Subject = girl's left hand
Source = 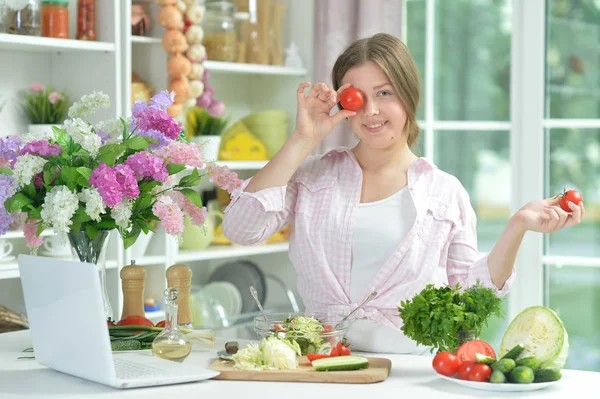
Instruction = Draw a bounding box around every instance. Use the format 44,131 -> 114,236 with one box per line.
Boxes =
515,196 -> 585,234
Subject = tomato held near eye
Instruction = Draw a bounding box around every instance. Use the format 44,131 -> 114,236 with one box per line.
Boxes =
340,88 -> 364,111
432,351 -> 460,376
559,189 -> 583,212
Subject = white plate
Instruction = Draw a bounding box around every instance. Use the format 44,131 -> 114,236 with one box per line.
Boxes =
204,281 -> 242,318
0,256 -> 16,263
438,374 -> 561,392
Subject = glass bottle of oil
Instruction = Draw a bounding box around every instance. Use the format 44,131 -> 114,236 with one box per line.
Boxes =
151,288 -> 191,362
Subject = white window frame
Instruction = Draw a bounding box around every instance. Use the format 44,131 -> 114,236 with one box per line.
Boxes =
412,0 -> 600,322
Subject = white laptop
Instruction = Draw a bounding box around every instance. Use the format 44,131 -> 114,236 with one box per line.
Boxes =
17,254 -> 219,389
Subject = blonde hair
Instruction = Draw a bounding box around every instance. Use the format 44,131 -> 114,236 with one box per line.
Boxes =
331,33 -> 421,147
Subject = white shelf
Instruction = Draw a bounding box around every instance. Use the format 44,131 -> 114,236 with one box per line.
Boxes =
0,33 -> 115,53
134,255 -> 167,266
204,60 -> 306,76
145,310 -> 165,322
216,160 -> 268,170
3,230 -> 57,239
0,259 -> 118,280
176,242 -> 289,263
130,36 -> 161,45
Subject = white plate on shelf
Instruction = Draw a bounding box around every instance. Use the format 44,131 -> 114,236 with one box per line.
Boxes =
0,256 -> 16,263
438,374 -> 561,392
204,281 -> 243,318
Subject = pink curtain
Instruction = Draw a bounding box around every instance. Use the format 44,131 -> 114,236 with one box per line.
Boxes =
312,0 -> 405,154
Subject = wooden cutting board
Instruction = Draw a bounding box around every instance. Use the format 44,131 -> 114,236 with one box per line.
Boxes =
209,356 -> 392,384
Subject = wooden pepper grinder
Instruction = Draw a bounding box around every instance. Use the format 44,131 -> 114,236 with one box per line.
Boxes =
166,264 -> 193,328
120,260 -> 147,319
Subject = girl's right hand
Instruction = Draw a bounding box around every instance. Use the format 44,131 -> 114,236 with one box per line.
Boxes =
293,82 -> 357,145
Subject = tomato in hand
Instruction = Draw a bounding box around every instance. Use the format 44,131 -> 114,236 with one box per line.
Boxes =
155,320 -> 166,328
455,340 -> 496,364
340,88 -> 364,111
468,363 -> 493,382
116,315 -> 154,327
432,351 -> 460,377
559,189 -> 583,212
457,361 -> 476,380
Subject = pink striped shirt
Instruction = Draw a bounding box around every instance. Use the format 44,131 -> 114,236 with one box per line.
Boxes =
222,148 -> 515,329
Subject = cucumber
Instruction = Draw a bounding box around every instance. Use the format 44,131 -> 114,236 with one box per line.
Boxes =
502,343 -> 525,360
490,370 -> 507,383
492,358 -> 516,374
516,356 -> 540,371
509,366 -> 534,384
312,356 -> 369,371
111,339 -> 142,351
534,368 -> 562,383
475,353 -> 496,365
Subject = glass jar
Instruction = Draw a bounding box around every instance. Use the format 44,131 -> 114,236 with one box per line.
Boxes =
41,0 -> 68,39
233,11 -> 249,63
202,0 -> 236,62
76,0 -> 95,41
4,0 -> 41,36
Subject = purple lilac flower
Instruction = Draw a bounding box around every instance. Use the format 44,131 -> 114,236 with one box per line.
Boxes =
20,140 -> 62,157
89,163 -> 123,208
0,206 -> 13,235
97,130 -> 111,144
0,136 -> 21,161
136,129 -> 172,150
113,164 -> 139,200
124,152 -> 168,182
149,90 -> 174,111
0,174 -> 17,204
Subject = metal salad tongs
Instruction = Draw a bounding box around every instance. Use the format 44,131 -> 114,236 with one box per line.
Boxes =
334,290 -> 378,329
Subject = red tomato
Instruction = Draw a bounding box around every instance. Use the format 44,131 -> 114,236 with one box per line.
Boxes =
559,189 -> 583,212
107,319 -> 115,326
468,363 -> 493,382
340,88 -> 364,111
336,340 -> 351,356
116,315 -> 154,327
457,361 -> 476,380
455,340 -> 496,364
432,351 -> 460,377
307,354 -> 330,363
155,320 -> 166,328
323,325 -> 334,333
329,345 -> 339,357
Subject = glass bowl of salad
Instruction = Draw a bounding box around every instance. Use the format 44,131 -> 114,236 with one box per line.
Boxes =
253,312 -> 349,356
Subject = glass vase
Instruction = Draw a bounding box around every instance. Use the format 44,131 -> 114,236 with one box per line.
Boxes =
457,330 -> 479,346
67,230 -> 113,321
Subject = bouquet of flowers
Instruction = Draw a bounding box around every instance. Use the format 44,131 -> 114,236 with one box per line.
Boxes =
24,83 -> 70,125
0,90 -> 242,253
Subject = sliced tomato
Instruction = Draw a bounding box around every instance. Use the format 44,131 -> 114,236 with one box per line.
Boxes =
307,354 -> 330,363
455,340 -> 496,364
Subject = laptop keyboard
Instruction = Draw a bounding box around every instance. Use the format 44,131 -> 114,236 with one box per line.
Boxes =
114,357 -> 170,380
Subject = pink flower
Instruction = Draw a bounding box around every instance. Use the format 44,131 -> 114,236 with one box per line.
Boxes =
196,92 -> 212,108
21,140 -> 62,157
114,164 -> 139,200
89,163 -> 123,208
152,195 -> 185,235
23,219 -> 43,249
207,99 -> 225,117
29,83 -> 45,93
132,105 -> 182,140
154,142 -> 204,168
124,152 -> 168,182
174,191 -> 207,226
205,164 -> 242,194
48,91 -> 63,105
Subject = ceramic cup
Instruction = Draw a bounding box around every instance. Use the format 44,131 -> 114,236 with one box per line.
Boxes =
43,235 -> 71,256
0,240 -> 13,260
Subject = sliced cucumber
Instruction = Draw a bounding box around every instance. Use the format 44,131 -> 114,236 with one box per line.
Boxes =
312,356 -> 369,371
475,353 -> 496,365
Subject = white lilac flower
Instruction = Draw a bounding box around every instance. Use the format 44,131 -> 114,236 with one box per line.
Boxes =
95,117 -> 131,143
68,91 -> 110,119
21,129 -> 51,144
63,118 -> 102,156
13,154 -> 47,187
41,186 -> 79,240
78,187 -> 106,222
111,201 -> 133,230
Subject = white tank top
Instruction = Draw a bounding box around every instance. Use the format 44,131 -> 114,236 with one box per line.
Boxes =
347,186 -> 426,354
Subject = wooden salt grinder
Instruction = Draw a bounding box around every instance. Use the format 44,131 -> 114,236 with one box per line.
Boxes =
166,264 -> 193,326
120,260 -> 147,318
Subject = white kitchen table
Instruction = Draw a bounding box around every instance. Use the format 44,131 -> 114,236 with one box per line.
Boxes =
0,330 -> 596,398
